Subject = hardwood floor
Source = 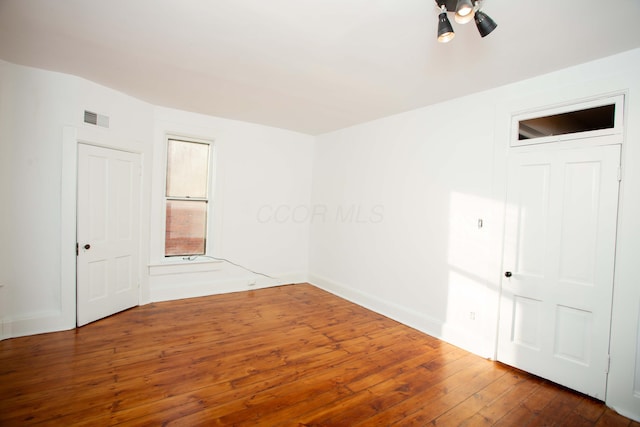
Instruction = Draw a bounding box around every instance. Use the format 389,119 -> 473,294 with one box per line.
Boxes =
1,283 -> 637,426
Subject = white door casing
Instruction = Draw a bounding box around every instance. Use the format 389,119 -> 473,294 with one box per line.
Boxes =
497,143 -> 621,400
77,143 -> 141,326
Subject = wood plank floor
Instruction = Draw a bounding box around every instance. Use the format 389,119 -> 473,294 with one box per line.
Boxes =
1,283 -> 638,426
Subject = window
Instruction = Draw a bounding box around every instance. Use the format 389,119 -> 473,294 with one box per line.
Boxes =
164,137 -> 211,257
511,95 -> 624,147
518,104 -> 615,140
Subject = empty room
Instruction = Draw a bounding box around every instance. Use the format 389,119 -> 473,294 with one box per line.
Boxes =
1,0 -> 640,425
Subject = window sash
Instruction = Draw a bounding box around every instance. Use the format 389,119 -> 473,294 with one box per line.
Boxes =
165,199 -> 208,256
166,139 -> 209,198
164,137 -> 211,257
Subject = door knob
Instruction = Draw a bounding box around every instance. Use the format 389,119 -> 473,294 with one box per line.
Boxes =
84,244 -> 91,250
504,271 -> 512,278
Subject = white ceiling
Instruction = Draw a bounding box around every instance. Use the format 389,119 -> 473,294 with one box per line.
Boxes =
1,0 -> 640,135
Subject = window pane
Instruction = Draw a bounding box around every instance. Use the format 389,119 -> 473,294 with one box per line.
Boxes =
166,139 -> 209,198
518,104 -> 615,140
165,200 -> 207,256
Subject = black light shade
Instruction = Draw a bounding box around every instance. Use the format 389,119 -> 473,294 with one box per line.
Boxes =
474,10 -> 497,37
437,12 -> 455,43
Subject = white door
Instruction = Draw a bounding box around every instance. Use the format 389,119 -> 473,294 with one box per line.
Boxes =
77,143 -> 141,326
497,144 -> 620,400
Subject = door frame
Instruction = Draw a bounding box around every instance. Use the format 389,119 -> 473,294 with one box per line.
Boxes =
61,127 -> 145,328
494,93 -> 627,398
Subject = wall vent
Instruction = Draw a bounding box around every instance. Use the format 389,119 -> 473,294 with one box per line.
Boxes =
83,110 -> 110,128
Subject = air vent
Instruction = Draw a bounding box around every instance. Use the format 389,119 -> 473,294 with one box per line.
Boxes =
83,110 -> 110,128
84,110 -> 97,125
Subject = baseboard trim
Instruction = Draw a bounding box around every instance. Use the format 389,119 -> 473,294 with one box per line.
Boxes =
308,273 -> 493,358
309,273 -> 444,338
149,271 -> 308,302
7,310 -> 75,339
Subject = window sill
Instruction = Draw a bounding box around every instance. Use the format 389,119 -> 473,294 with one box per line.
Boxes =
148,259 -> 223,276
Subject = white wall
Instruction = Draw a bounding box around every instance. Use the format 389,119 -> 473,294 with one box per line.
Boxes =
309,93 -> 498,356
0,60 -> 314,337
309,48 -> 640,421
0,61 -> 76,337
147,107 -> 314,301
0,60 -> 154,338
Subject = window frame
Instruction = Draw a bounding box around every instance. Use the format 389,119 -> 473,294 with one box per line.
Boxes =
163,134 -> 215,258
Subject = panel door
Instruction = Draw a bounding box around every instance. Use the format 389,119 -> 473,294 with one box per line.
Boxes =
77,143 -> 141,326
497,144 -> 620,400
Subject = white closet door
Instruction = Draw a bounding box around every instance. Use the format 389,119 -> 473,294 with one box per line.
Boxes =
77,143 -> 141,326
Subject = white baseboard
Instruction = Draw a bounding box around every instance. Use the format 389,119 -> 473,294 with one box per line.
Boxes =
309,273 -> 443,336
3,272 -> 308,340
149,271 -> 307,303
7,310 -> 75,339
308,273 -> 493,359
1,316 -> 10,341
3,273 -> 492,360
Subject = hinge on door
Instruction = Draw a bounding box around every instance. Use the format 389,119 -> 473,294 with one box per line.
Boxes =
76,242 -> 79,256
605,354 -> 611,374
617,166 -> 622,182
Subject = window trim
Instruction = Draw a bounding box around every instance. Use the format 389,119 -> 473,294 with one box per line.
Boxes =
163,134 -> 215,259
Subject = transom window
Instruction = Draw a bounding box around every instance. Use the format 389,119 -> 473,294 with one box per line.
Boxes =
164,137 -> 211,257
511,95 -> 624,147
518,104 -> 615,141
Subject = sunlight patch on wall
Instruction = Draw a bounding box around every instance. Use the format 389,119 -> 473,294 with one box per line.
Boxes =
445,191 -> 501,356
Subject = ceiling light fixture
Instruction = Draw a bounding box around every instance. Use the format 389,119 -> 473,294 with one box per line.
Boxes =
437,5 -> 456,43
455,0 -> 474,18
435,0 -> 497,43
